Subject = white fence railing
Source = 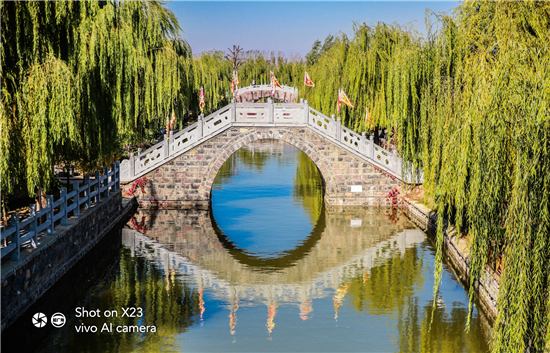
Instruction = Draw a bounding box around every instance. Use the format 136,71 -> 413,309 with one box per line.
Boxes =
234,84 -> 298,97
1,161 -> 121,261
119,99 -> 423,184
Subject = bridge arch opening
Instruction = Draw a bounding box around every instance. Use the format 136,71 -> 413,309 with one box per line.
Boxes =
210,139 -> 326,262
204,130 -> 333,208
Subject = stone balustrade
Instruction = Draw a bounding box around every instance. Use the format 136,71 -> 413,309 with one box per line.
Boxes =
120,99 -> 422,185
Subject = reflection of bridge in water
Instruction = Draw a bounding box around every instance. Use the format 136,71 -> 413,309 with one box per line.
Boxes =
122,207 -> 425,328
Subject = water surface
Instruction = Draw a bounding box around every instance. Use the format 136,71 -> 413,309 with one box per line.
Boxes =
4,139 -> 491,353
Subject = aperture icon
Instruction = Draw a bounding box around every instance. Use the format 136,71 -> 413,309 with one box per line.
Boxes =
32,312 -> 47,328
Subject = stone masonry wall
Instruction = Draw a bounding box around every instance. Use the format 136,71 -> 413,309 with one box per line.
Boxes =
122,127 -> 400,208
404,198 -> 498,322
1,192 -> 134,331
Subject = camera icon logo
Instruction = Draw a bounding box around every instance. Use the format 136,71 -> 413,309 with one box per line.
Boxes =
32,312 -> 47,328
51,313 -> 66,328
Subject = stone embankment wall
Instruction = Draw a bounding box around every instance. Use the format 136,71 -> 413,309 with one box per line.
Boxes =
122,127 -> 399,208
404,198 -> 499,321
1,193 -> 137,331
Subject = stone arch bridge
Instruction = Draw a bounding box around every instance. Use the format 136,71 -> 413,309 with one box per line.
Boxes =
120,87 -> 421,208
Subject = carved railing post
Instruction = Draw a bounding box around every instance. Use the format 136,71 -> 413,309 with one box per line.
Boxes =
47,195 -> 55,234
84,175 -> 91,209
60,187 -> 68,226
268,98 -> 274,123
369,134 -> 375,159
336,116 -> 342,141
129,153 -> 135,178
95,170 -> 101,203
115,160 -> 120,190
137,148 -> 142,174
361,132 -> 367,155
73,180 -> 80,216
103,167 -> 110,198
231,98 -> 236,122
198,114 -> 204,138
11,214 -> 20,261
29,204 -> 37,247
164,134 -> 169,159
110,163 -> 116,193
303,100 -> 309,124
169,130 -> 174,155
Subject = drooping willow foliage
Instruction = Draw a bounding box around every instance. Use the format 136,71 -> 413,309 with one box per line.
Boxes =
191,51 -> 232,116
304,1 -> 550,351
1,1 -> 193,196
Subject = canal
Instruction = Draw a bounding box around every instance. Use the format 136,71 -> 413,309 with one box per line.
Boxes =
3,140 -> 491,352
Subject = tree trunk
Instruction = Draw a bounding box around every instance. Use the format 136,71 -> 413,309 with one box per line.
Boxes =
35,187 -> 47,211
1,192 -> 7,225
374,127 -> 381,146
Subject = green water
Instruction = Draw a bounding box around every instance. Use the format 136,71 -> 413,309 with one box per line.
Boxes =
4,139 -> 491,353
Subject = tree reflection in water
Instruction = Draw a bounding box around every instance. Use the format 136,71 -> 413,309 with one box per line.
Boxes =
345,243 -> 490,353
35,246 -> 202,353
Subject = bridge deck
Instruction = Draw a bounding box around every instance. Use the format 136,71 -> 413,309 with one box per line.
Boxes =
120,99 -> 422,184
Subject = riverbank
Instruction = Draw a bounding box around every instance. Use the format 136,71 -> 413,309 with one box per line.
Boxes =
403,197 -> 499,322
1,194 -> 138,331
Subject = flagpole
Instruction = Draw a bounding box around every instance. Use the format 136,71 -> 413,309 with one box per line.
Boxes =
303,70 -> 306,101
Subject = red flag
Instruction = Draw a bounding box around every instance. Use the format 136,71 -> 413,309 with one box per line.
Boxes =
337,88 -> 354,113
169,109 -> 176,130
199,86 -> 205,113
366,107 -> 374,130
304,72 -> 314,87
166,115 -> 170,140
270,71 -> 281,96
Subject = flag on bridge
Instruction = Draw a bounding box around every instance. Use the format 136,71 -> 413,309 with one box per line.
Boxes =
199,86 -> 205,113
304,72 -> 315,87
166,115 -> 170,140
270,71 -> 281,97
231,71 -> 239,95
337,88 -> 354,113
169,109 -> 176,130
234,71 -> 240,93
365,107 -> 374,130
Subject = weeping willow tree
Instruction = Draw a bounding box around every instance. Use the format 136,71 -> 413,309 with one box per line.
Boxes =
425,3 -> 550,352
0,1 -> 192,199
191,50 -> 232,116
303,22 -> 423,163
305,1 -> 550,351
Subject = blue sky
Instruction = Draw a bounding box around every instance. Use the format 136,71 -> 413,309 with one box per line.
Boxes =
167,1 -> 460,58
